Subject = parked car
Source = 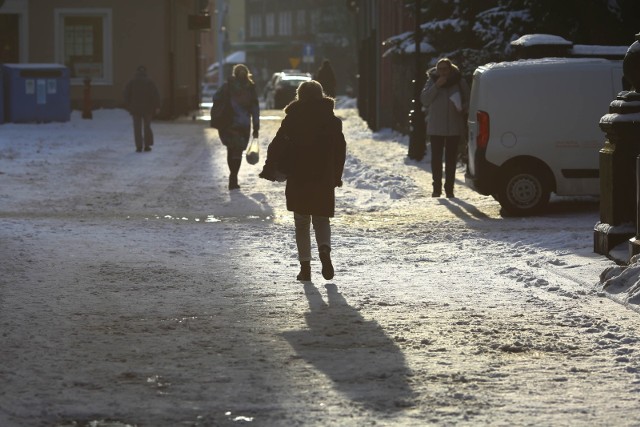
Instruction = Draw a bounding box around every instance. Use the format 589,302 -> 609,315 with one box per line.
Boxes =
262,72 -> 282,105
264,70 -> 312,109
465,57 -> 623,215
201,82 -> 218,103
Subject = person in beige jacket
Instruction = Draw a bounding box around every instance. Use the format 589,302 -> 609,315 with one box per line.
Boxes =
421,58 -> 470,198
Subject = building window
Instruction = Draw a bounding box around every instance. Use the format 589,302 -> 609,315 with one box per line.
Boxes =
278,11 -> 292,36
265,13 -> 275,37
310,10 -> 320,34
55,9 -> 112,85
295,10 -> 306,35
249,14 -> 262,37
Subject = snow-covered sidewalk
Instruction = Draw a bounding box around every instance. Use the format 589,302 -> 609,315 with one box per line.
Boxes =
1,108 -> 640,426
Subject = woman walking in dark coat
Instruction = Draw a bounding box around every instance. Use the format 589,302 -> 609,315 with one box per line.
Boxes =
314,59 -> 337,98
260,80 -> 346,281
213,64 -> 260,190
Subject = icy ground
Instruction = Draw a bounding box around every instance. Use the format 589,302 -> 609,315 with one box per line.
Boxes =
1,107 -> 640,426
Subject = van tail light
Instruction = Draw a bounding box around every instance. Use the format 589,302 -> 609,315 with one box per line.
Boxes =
477,110 -> 490,149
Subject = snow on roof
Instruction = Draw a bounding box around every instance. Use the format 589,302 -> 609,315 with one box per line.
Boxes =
510,34 -> 628,57
510,34 -> 572,47
279,74 -> 311,81
477,56 -> 617,73
572,44 -> 628,57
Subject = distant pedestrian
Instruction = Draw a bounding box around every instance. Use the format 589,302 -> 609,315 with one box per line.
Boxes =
421,58 -> 470,198
259,80 -> 346,281
123,65 -> 160,153
213,64 -> 260,190
314,59 -> 337,98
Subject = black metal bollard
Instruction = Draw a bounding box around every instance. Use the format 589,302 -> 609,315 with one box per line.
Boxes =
408,80 -> 426,160
594,33 -> 640,260
407,0 -> 425,161
82,77 -> 93,119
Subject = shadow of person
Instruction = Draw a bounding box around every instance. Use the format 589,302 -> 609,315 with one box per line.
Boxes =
282,283 -> 416,413
438,197 -> 491,221
224,190 -> 274,219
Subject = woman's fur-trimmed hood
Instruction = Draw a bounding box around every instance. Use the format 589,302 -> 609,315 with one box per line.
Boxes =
284,96 -> 335,116
427,64 -> 462,87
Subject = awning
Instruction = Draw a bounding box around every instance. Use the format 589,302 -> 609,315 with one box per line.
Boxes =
206,51 -> 246,75
230,41 -> 296,52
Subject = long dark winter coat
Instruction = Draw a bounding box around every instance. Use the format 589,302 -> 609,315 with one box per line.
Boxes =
123,69 -> 160,115
214,77 -> 260,151
260,97 -> 346,217
315,61 -> 337,98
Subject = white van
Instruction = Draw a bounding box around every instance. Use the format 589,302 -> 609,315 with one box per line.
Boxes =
465,57 -> 623,215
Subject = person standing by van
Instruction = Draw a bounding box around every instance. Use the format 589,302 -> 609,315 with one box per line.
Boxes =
421,58 -> 470,198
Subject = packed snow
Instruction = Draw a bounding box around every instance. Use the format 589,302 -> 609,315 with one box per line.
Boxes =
1,105 -> 640,426
510,33 -> 573,46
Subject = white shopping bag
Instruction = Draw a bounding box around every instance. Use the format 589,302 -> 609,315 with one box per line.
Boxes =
246,138 -> 260,165
449,91 -> 462,112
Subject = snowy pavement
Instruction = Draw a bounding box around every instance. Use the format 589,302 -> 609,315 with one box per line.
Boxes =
1,107 -> 640,426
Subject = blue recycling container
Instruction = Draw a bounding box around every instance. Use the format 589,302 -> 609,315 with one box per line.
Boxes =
2,64 -> 70,123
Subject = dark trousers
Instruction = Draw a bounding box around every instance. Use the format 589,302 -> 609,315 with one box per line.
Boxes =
430,135 -> 459,194
227,148 -> 243,185
132,113 -> 153,149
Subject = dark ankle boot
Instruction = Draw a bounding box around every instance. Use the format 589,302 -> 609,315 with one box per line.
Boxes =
297,261 -> 311,281
445,183 -> 454,198
319,245 -> 334,280
228,175 -> 240,190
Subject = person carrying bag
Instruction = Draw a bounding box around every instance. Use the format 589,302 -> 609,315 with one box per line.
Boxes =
212,64 -> 260,190
260,80 -> 346,282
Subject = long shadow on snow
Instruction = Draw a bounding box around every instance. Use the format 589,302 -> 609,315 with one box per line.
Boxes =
281,283 -> 416,413
438,196 -> 599,221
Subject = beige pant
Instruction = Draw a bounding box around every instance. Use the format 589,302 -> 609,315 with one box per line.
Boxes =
294,212 -> 330,262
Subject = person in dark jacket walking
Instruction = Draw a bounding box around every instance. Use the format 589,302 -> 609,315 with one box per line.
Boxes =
260,80 -> 346,281
314,59 -> 337,98
420,58 -> 470,198
123,65 -> 160,152
213,64 -> 260,190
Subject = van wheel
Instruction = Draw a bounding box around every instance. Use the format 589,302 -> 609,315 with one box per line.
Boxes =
497,166 -> 551,216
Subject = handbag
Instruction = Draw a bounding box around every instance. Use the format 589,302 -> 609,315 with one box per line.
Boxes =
245,137 -> 260,165
259,131 -> 291,182
210,85 -> 233,130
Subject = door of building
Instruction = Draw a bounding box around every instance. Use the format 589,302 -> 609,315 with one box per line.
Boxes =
0,14 -> 20,63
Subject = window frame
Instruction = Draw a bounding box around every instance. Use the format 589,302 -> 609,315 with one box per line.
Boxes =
278,11 -> 292,36
265,13 -> 275,37
295,10 -> 306,36
249,14 -> 262,38
54,8 -> 113,85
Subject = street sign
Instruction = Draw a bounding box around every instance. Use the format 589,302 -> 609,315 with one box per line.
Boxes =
302,44 -> 314,64
289,57 -> 301,69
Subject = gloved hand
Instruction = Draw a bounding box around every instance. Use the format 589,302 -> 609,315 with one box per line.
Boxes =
252,129 -> 259,139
